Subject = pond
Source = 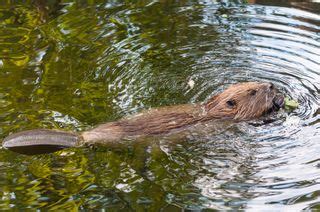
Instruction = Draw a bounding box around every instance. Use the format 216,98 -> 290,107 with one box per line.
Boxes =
0,0 -> 319,210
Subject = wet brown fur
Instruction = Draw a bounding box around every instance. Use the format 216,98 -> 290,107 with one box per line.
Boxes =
81,82 -> 278,144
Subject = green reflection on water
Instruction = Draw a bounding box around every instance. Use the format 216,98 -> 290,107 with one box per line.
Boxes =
0,1 -> 226,210
0,0 -> 220,133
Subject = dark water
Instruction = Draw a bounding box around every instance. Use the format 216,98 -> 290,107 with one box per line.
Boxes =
0,0 -> 319,210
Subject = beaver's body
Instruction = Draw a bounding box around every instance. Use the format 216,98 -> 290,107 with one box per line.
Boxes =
81,104 -> 201,144
3,82 -> 285,154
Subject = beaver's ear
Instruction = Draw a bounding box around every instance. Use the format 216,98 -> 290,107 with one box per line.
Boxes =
226,100 -> 236,108
205,94 -> 219,110
248,89 -> 257,96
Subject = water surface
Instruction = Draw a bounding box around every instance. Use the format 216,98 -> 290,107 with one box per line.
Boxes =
0,0 -> 319,210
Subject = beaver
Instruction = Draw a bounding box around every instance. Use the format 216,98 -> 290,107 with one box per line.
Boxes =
2,82 -> 284,155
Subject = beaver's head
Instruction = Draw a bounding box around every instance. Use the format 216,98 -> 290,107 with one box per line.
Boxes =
204,82 -> 284,120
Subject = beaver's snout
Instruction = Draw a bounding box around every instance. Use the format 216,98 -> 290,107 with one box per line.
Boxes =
273,94 -> 285,110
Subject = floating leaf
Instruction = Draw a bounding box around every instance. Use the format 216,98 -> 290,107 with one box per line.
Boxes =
284,97 -> 299,110
187,79 -> 195,89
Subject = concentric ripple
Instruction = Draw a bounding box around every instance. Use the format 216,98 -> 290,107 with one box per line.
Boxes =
0,0 -> 319,210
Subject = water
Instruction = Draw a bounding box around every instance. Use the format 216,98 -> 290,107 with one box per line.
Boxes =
0,0 -> 319,210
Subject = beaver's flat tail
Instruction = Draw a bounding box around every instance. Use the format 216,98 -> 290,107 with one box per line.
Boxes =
2,129 -> 80,155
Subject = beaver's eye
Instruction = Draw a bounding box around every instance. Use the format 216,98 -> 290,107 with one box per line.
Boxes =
249,89 -> 257,96
226,100 -> 236,108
